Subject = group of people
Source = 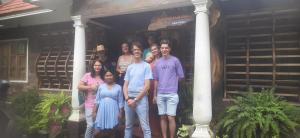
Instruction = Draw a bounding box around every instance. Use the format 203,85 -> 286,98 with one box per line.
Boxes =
78,38 -> 184,138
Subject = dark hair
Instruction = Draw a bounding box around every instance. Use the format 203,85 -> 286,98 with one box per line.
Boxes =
148,35 -> 156,42
121,42 -> 129,47
100,69 -> 116,82
96,42 -> 105,46
150,43 -> 159,49
121,42 -> 130,53
131,41 -> 143,51
90,60 -> 105,78
160,39 -> 172,48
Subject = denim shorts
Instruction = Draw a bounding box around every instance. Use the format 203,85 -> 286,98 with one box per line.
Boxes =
157,93 -> 179,116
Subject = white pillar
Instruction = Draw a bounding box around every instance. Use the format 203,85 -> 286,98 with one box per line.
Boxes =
191,0 -> 213,137
69,15 -> 86,122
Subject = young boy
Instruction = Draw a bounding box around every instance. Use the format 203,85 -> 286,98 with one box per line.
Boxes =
123,41 -> 152,138
153,39 -> 184,138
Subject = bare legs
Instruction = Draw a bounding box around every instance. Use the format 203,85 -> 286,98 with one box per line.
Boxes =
168,116 -> 176,138
160,115 -> 176,138
160,115 -> 168,138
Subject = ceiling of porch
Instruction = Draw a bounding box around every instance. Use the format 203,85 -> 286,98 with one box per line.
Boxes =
91,6 -> 194,33
74,0 -> 192,19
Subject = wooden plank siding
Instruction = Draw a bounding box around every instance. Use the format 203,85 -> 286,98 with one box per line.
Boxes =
224,9 -> 300,104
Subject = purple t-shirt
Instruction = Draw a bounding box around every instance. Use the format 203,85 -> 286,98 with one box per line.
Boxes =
153,56 -> 184,93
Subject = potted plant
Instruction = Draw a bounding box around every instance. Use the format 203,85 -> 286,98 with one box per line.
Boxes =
33,91 -> 71,138
216,88 -> 300,138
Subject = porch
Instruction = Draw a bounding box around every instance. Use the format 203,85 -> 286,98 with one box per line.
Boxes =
0,0 -> 300,137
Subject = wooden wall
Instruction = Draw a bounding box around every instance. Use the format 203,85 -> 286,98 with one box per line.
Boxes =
0,22 -> 73,94
223,9 -> 300,104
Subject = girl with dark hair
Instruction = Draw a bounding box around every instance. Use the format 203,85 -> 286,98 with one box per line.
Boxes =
116,42 -> 133,86
93,70 -> 124,138
78,60 -> 105,138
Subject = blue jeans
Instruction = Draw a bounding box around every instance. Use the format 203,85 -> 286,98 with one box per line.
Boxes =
124,96 -> 151,138
84,107 -> 93,138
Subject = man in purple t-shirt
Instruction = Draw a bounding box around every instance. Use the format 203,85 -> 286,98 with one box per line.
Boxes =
153,39 -> 184,138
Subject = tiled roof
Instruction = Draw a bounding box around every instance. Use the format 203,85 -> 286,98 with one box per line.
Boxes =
0,0 -> 38,15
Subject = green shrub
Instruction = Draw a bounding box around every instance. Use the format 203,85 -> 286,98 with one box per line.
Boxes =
216,88 -> 300,138
10,89 -> 41,134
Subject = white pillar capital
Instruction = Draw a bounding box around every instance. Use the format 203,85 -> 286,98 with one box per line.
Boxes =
71,15 -> 87,28
191,0 -> 212,14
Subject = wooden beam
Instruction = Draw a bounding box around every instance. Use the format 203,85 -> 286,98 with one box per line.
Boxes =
88,20 -> 112,29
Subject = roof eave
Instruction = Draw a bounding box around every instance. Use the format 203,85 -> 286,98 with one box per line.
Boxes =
0,8 -> 52,21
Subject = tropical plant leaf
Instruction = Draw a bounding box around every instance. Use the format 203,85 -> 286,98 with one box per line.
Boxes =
216,88 -> 300,138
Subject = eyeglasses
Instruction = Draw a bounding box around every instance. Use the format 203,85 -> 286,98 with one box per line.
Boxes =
94,65 -> 102,67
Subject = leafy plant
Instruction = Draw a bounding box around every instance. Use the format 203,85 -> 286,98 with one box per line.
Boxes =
177,124 -> 195,138
216,88 -> 300,138
176,82 -> 194,125
10,89 -> 41,134
32,92 -> 71,138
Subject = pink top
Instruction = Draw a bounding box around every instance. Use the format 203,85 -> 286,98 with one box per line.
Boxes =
80,72 -> 104,109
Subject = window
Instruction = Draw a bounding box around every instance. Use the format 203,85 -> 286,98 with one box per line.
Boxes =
0,39 -> 28,82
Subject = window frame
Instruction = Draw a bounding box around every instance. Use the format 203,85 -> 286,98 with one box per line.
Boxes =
0,38 -> 29,83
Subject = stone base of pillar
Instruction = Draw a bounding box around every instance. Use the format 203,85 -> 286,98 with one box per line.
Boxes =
191,124 -> 212,138
68,106 -> 85,122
